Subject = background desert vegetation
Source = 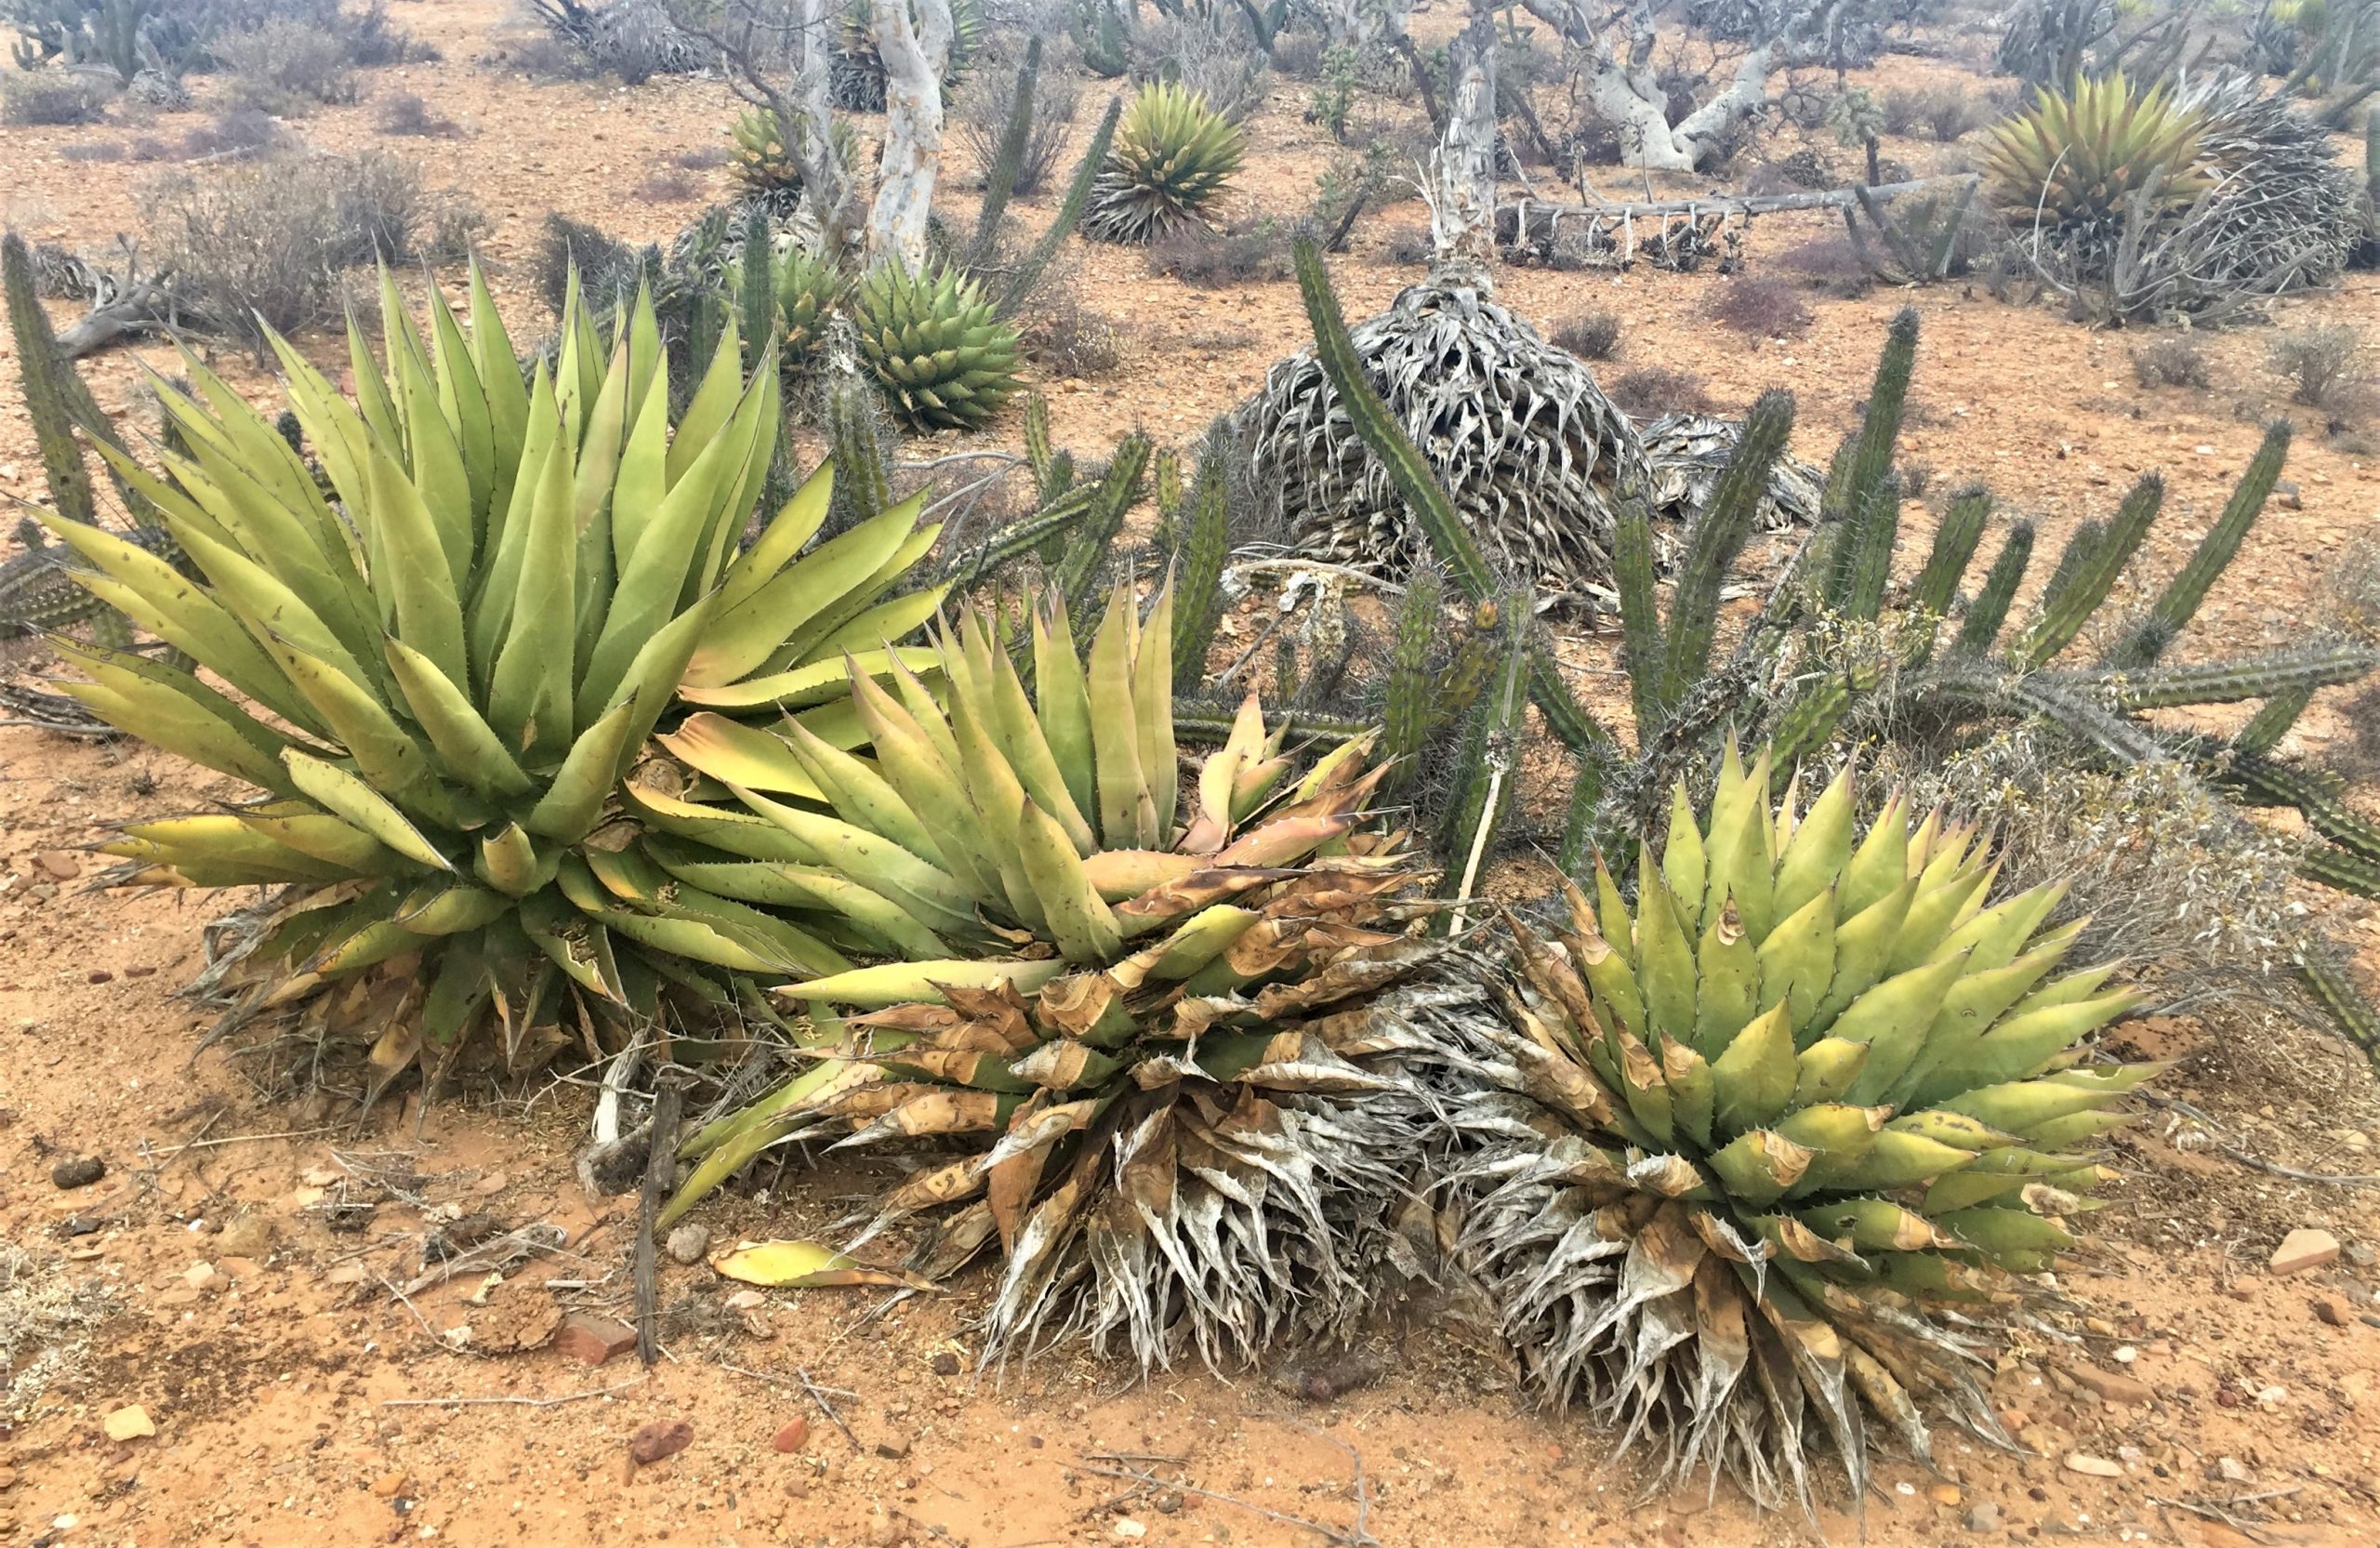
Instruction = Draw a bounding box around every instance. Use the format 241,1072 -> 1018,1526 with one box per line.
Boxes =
7,0 -> 2380,1543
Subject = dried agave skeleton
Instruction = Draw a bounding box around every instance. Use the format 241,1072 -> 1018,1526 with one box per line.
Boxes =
1246,277 -> 1649,597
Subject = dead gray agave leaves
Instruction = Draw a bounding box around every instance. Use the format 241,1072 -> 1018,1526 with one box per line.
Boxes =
1439,1011 -> 2022,1519
1243,285 -> 1826,598
1248,279 -> 1647,596
932,960 -> 1505,1372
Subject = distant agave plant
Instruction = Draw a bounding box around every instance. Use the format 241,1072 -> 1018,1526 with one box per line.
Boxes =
1082,81 -> 1244,245
852,261 -> 1022,432
1449,748 -> 2152,1512
1984,72 -> 2211,235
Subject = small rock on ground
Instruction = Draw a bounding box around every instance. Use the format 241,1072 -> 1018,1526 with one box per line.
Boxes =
553,1312 -> 638,1367
50,1156 -> 104,1189
2272,1227 -> 2343,1277
665,1224 -> 710,1265
628,1419 -> 694,1466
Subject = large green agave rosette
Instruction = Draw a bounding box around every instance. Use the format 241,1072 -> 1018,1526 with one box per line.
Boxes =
1450,744 -> 2154,1511
41,269 -> 942,1079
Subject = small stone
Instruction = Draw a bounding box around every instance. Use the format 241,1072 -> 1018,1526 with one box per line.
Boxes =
470,1171 -> 509,1197
628,1419 -> 694,1466
1113,1521 -> 1147,1540
665,1224 -> 710,1265
181,1261 -> 222,1292
86,969 -> 112,985
101,1406 -> 155,1441
2271,1227 -> 2342,1277
724,1289 -> 766,1311
50,1156 -> 105,1189
370,1472 -> 407,1499
216,1214 -> 271,1261
552,1312 -> 638,1367
875,1432 -> 912,1461
772,1418 -> 810,1453
1965,1502 -> 2003,1533
2064,1453 -> 2122,1478
36,850 -> 80,880
2315,1294 -> 2356,1328
1928,1483 -> 1963,1506
2062,1361 -> 2155,1406
324,1261 -> 369,1287
930,1352 -> 960,1377
2218,1456 -> 2254,1484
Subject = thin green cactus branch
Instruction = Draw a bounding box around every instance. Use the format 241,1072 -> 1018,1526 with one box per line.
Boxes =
1289,235 -> 1610,756
2080,642 -> 2380,711
2104,420 -> 2292,669
1657,390 -> 1795,726
966,37 -> 1041,273
1954,520 -> 2035,656
2234,683 -> 2315,756
2016,474 -> 2163,670
993,94 -> 1122,319
1170,426 -> 1232,691
1612,503 -> 1665,740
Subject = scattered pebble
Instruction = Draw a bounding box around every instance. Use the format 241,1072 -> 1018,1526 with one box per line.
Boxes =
1964,1502 -> 2003,1533
371,1472 -> 408,1500
2270,1227 -> 2342,1277
628,1419 -> 694,1466
772,1418 -> 810,1454
2313,1293 -> 2356,1328
101,1406 -> 154,1441
216,1214 -> 271,1261
552,1312 -> 638,1367
665,1224 -> 710,1265
2219,1457 -> 2254,1483
1113,1521 -> 1146,1540
2061,1361 -> 2153,1406
875,1432 -> 912,1461
930,1352 -> 960,1377
35,850 -> 79,880
2064,1453 -> 2122,1478
50,1156 -> 105,1189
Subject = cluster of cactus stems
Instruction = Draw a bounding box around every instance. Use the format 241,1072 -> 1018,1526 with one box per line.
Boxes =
8,0 -> 185,82
1291,241 -> 2380,1050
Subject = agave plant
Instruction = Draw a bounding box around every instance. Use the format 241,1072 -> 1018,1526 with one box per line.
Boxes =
1985,72 -> 2211,232
775,245 -> 850,366
852,260 -> 1022,432
654,584 -> 1472,1366
1448,745 -> 2151,1511
34,269 -> 944,1080
1082,81 -> 1244,245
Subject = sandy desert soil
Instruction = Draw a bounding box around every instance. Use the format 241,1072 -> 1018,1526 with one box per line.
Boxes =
12,3 -> 2380,1545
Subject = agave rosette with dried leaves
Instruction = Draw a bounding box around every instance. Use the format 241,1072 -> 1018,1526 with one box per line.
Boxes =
654,584 -> 1476,1365
1448,744 -> 2153,1512
36,268 -> 945,1080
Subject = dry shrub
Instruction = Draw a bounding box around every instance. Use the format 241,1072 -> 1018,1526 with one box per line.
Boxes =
344,1 -> 433,66
58,140 -> 126,162
178,107 -> 287,159
2133,336 -> 2212,390
634,169 -> 700,202
215,19 -> 359,110
1381,222 -> 1431,266
2269,325 -> 2361,409
1549,308 -> 1620,360
3,74 -> 109,126
672,144 -> 728,170
1776,234 -> 1872,298
955,52 -> 1078,197
1704,274 -> 1811,337
1147,218 -> 1294,286
2331,534 -> 2380,642
142,151 -> 452,350
376,91 -> 459,137
1885,82 -> 1982,142
0,1247 -> 114,1415
1880,727 -> 2301,1000
1020,276 -> 1120,377
1607,365 -> 1711,417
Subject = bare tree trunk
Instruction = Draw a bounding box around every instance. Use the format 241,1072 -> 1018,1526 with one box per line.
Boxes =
1522,0 -> 1778,172
1431,4 -> 1499,280
792,0 -> 853,255
867,0 -> 954,271
1317,0 -> 1411,49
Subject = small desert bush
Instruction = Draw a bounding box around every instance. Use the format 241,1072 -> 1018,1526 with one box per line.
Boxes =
1381,222 -> 1430,265
2133,336 -> 2211,390
1884,82 -> 1982,142
141,151 -> 455,350
1147,218 -> 1294,286
216,19 -> 359,110
1021,281 -> 1121,377
1608,365 -> 1712,418
2269,325 -> 2361,408
955,54 -> 1078,197
1881,727 -> 2300,991
376,92 -> 459,137
1705,274 -> 1811,337
1777,234 -> 1873,298
634,168 -> 700,202
1550,309 -> 1620,360
59,140 -> 126,163
3,73 -> 110,126
178,107 -> 286,159
2332,534 -> 2380,641
672,145 -> 728,170
345,1 -> 433,66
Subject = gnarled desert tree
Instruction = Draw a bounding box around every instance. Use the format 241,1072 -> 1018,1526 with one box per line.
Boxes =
1520,0 -> 1794,171
866,0 -> 955,269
